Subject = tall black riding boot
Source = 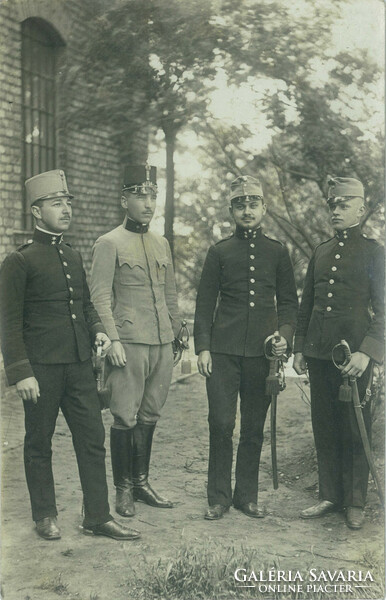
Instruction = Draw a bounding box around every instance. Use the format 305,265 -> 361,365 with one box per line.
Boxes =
110,427 -> 135,517
132,422 -> 174,508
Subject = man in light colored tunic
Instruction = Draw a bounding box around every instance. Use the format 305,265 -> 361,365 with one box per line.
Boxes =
91,165 -> 180,518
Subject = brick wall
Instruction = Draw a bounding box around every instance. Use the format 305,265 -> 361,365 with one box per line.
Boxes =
0,0 -> 147,272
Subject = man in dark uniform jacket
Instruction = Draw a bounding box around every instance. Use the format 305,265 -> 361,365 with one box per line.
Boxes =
294,176 -> 384,530
194,175 -> 298,520
0,169 -> 140,541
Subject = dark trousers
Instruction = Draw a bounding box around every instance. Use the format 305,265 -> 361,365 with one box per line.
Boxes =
307,358 -> 371,508
206,353 -> 271,507
23,361 -> 112,528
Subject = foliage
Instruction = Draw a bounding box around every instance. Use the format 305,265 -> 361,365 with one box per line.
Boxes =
172,0 -> 384,292
63,0 -> 384,278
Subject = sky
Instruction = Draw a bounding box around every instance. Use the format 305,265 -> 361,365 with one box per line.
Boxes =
148,0 -> 384,234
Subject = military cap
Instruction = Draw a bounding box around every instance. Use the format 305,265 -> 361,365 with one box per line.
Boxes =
25,169 -> 73,206
327,177 -> 364,204
230,175 -> 264,201
122,164 -> 157,194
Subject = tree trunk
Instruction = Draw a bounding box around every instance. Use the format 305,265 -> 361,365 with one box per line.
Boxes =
164,127 -> 176,259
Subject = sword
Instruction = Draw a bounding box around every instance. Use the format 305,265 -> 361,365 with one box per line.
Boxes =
172,320 -> 190,367
94,341 -> 104,393
332,340 -> 384,506
264,332 -> 287,490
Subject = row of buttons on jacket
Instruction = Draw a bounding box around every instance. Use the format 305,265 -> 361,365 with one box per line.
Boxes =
56,243 -> 77,320
248,234 -> 257,308
326,238 -> 346,312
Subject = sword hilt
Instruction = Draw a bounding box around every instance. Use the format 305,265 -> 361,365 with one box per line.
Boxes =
331,339 -> 352,370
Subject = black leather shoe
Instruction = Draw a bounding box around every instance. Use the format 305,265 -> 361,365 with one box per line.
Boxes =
234,502 -> 265,518
346,507 -> 365,530
35,517 -> 61,540
300,500 -> 337,519
204,504 -> 229,520
84,519 -> 140,540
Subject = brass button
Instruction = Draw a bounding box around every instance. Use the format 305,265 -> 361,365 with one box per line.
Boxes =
63,261 -> 68,266
331,266 -> 337,272
250,266 -> 255,271
71,314 -> 77,319
250,255 -> 255,260
335,254 -> 341,259
250,243 -> 255,248
339,242 -> 344,247
326,306 -> 332,312
69,299 -> 74,305
250,290 -> 255,295
66,274 -> 71,279
327,292 -> 333,298
250,278 -> 255,283
249,302 -> 255,307
69,287 -> 74,292
329,279 -> 334,284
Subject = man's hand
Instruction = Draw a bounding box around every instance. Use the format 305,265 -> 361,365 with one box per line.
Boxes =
107,340 -> 127,367
197,350 -> 212,378
341,351 -> 370,378
271,333 -> 287,357
16,377 -> 40,403
293,352 -> 307,375
95,332 -> 111,357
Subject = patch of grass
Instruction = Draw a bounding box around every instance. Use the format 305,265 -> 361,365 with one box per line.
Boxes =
39,573 -> 69,596
129,542 -> 385,600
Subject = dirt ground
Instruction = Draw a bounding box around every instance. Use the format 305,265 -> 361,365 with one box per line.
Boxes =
1,368 -> 384,600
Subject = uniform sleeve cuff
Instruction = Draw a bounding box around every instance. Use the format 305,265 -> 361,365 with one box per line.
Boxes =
359,336 -> 384,364
5,359 -> 34,386
293,336 -> 305,354
194,341 -> 211,355
279,324 -> 295,349
89,322 -> 107,338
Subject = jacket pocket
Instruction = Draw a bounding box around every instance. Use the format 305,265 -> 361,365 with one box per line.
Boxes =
118,255 -> 147,286
156,256 -> 169,284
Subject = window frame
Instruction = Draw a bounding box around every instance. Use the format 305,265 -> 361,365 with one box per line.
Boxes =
21,18 -> 64,230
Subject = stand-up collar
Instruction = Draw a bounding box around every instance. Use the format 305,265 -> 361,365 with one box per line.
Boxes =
235,225 -> 263,240
125,217 -> 149,234
33,228 -> 63,245
335,224 -> 361,241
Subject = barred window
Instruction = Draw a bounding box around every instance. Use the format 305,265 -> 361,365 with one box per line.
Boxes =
21,18 -> 64,229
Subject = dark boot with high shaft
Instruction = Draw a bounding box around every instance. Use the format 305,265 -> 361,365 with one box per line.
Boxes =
110,427 -> 135,517
132,422 -> 174,508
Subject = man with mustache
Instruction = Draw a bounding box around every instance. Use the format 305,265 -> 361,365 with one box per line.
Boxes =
0,169 -> 139,541
91,165 -> 180,519
294,177 -> 384,530
194,175 -> 298,520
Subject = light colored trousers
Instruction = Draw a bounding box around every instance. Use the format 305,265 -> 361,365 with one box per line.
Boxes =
106,342 -> 173,429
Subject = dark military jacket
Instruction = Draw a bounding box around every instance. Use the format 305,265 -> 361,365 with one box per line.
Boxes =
194,226 -> 298,357
294,225 -> 384,362
0,228 -> 106,385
